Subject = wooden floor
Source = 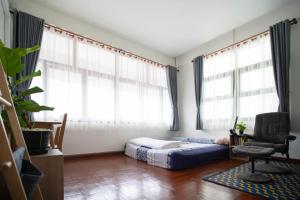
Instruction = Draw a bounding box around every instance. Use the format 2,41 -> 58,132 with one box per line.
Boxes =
64,153 -> 265,200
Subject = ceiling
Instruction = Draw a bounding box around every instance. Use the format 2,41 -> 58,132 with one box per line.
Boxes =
28,0 -> 293,57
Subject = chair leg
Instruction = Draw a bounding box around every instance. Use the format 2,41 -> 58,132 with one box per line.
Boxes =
251,157 -> 255,173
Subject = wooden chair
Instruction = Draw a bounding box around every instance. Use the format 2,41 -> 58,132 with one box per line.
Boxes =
53,114 -> 67,151
33,113 -> 67,151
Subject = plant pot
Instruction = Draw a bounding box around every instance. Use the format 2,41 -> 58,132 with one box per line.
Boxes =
22,129 -> 52,155
239,130 -> 244,135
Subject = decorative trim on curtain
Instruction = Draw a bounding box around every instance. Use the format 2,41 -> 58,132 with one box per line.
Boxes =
193,56 -> 203,130
13,11 -> 45,120
166,65 -> 179,131
269,19 -> 290,112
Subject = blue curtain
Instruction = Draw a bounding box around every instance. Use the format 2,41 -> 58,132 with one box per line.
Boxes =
269,20 -> 290,112
13,11 -> 44,121
193,56 -> 203,129
166,65 -> 179,131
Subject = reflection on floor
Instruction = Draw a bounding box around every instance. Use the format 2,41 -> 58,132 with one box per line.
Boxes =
64,153 -> 264,200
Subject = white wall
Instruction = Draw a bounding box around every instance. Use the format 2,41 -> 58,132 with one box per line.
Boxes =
0,1 -> 4,41
176,0 -> 300,159
0,0 -> 10,46
9,0 -> 175,155
9,0 -> 174,65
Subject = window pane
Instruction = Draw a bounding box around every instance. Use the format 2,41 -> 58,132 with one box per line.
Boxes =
240,66 -> 275,92
202,51 -> 234,129
34,27 -> 171,127
119,82 -> 139,123
119,56 -> 138,80
39,30 -> 74,65
201,99 -> 233,129
148,65 -> 167,87
239,93 -> 279,118
202,99 -> 233,120
76,41 -> 115,75
203,50 -> 235,77
237,36 -> 272,68
163,89 -> 171,125
47,67 -> 82,119
86,76 -> 114,121
143,87 -> 161,124
31,61 -> 45,120
203,76 -> 232,99
237,35 -> 278,128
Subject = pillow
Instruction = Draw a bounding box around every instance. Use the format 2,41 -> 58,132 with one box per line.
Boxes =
215,137 -> 230,145
188,138 -> 215,144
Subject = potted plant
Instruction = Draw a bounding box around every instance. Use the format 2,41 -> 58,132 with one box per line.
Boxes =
0,39 -> 54,155
236,122 -> 247,135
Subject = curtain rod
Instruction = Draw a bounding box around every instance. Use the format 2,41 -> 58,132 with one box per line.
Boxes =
45,23 -> 179,72
192,18 -> 298,62
9,8 -> 171,69
44,23 -> 168,68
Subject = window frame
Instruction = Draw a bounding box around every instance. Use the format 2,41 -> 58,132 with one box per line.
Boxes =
201,35 -> 278,130
32,27 -> 171,127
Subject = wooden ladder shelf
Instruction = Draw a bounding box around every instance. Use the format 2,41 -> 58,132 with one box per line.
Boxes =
0,60 -> 43,200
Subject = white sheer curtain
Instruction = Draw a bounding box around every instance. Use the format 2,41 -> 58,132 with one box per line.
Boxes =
31,28 -> 171,130
201,34 -> 278,130
201,50 -> 235,129
236,35 -> 278,128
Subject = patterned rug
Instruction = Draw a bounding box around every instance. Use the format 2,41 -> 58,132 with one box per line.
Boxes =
203,161 -> 300,200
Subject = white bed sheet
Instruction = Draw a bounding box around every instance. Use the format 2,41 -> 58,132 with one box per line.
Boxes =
125,142 -> 217,169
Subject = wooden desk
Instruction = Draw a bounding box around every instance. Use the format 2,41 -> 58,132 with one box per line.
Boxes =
31,149 -> 64,200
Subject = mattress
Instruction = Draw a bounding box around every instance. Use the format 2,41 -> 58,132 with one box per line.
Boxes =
125,141 -> 229,170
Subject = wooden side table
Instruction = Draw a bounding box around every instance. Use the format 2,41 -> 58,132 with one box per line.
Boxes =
31,149 -> 64,200
229,134 -> 248,161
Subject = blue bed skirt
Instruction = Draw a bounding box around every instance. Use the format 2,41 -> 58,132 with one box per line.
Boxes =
168,144 -> 229,170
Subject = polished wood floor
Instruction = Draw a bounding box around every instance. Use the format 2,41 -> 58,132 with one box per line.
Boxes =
64,153 -> 265,200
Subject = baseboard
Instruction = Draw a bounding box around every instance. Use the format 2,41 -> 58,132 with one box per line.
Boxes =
64,151 -> 124,160
64,151 -> 300,164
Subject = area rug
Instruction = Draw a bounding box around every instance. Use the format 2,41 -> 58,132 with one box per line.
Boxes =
203,161 -> 300,200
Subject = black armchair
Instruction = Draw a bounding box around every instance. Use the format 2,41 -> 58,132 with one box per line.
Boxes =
243,112 -> 296,160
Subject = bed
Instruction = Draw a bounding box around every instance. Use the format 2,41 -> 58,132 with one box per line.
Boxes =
125,137 -> 229,170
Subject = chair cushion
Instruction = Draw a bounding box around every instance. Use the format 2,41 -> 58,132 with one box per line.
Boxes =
232,145 -> 274,157
244,141 -> 286,153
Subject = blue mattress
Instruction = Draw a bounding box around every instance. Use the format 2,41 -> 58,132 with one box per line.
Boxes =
125,138 -> 229,170
168,144 -> 229,170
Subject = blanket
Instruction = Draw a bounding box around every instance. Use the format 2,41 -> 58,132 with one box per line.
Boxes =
127,137 -> 183,149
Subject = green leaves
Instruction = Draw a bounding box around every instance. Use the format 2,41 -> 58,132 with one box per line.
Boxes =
0,39 -> 40,77
19,100 -> 54,112
20,86 -> 44,97
0,39 -> 54,129
236,122 -> 247,131
13,70 -> 41,87
1,47 -> 25,76
14,45 -> 40,57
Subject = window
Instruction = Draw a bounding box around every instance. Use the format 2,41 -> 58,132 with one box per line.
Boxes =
201,50 -> 235,129
32,27 -> 171,129
201,34 -> 278,129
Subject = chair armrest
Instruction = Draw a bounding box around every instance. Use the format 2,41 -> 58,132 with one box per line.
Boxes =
242,134 -> 255,139
241,134 -> 255,142
285,135 -> 296,141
